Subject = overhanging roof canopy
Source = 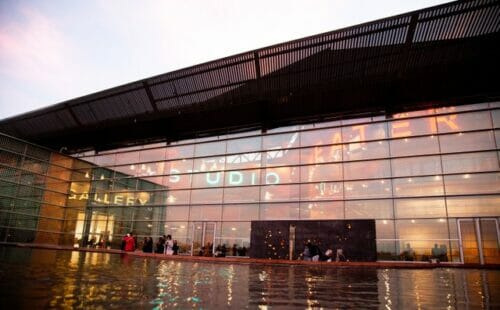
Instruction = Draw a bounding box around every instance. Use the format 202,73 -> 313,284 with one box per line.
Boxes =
1,0 -> 499,153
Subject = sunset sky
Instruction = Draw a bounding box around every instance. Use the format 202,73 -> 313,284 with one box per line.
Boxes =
0,0 -> 448,119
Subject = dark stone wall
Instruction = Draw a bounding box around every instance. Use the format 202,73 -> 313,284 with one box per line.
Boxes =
250,220 -> 376,261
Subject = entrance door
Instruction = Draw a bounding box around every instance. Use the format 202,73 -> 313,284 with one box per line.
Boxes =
191,222 -> 216,256
458,218 -> 499,264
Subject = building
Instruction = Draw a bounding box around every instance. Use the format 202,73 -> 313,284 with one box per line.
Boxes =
0,0 -> 499,264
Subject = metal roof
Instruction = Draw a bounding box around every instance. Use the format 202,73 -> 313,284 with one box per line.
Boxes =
1,0 -> 499,153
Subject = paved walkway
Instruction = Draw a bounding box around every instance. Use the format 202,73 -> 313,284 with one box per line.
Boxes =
2,242 -> 498,269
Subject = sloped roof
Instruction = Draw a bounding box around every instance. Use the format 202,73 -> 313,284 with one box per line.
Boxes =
1,0 -> 499,153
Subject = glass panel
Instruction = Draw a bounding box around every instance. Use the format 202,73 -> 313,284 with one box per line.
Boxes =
300,163 -> 342,183
192,171 -> 224,188
193,156 -> 225,172
342,122 -> 387,143
437,111 -> 492,133
165,159 -> 193,175
343,160 -> 390,180
394,198 -> 446,218
344,179 -> 392,199
343,140 -> 389,161
300,127 -> 342,147
224,169 -> 261,187
261,184 -> 299,202
389,117 -> 437,138
166,144 -> 194,160
376,219 -> 395,239
114,151 -> 140,165
390,136 -> 439,157
225,152 -> 262,170
480,219 -> 500,264
459,220 -> 479,264
439,131 -> 495,153
139,148 -> 166,162
162,172 -> 192,190
165,190 -> 190,205
189,205 -> 222,221
447,196 -> 500,217
396,219 -> 449,261
264,149 -> 300,167
190,188 -> 223,204
299,201 -> 344,219
165,206 -> 189,221
223,186 -> 260,203
300,145 -> 342,164
194,140 -> 226,157
345,199 -> 393,219
263,167 -> 299,184
442,152 -> 499,174
492,110 -> 500,128
94,154 -> 115,166
260,203 -> 299,220
392,108 -> 435,119
393,176 -> 444,197
226,136 -> 261,153
300,182 -> 343,201
219,222 -> 251,251
391,156 -> 441,177
222,204 -> 259,221
444,173 -> 500,195
262,132 -> 300,150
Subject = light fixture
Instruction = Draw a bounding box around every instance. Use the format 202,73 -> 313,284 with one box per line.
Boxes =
85,172 -> 90,178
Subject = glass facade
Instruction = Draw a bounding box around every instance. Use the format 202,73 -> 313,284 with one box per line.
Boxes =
1,102 -> 499,263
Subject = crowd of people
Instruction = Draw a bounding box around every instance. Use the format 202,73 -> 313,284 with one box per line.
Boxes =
120,233 -> 179,255
302,241 -> 347,262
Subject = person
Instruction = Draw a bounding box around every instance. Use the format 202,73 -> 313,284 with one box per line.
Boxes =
143,237 -> 153,253
325,249 -> 334,262
310,243 -> 321,262
431,243 -> 440,260
124,233 -> 135,252
303,242 -> 312,261
336,248 -> 347,262
439,244 -> 448,262
155,236 -> 165,254
401,243 -> 415,261
164,234 -> 174,255
232,244 -> 238,256
172,240 -> 179,255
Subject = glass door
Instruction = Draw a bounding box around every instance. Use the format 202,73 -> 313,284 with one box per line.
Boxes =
191,222 -> 216,256
458,218 -> 499,264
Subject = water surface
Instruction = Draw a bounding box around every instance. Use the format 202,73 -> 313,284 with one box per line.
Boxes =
0,247 -> 498,309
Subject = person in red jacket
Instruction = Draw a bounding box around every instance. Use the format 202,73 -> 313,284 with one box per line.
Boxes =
123,233 -> 136,252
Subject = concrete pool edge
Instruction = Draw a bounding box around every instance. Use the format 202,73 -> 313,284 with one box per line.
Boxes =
1,242 -> 498,269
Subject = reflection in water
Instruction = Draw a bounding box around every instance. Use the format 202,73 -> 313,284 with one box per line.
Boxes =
0,247 -> 498,309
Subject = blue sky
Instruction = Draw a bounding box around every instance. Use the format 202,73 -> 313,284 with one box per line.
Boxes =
0,0 -> 449,119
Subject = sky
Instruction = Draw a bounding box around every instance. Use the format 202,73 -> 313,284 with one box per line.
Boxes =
0,0 -> 450,120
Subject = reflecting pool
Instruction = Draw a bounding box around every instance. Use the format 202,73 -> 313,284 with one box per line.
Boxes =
0,247 -> 498,309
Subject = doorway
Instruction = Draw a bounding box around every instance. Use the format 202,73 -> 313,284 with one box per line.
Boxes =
191,222 -> 216,256
458,218 -> 499,264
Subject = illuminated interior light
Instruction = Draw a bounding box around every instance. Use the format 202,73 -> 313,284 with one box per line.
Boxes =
411,219 -> 416,223
378,141 -> 382,144
130,164 -> 135,170
362,184 -> 368,188
458,132 -> 463,136
439,218 -> 445,222
404,138 -> 409,142
147,224 -> 152,228
430,135 -> 435,139
434,175 -> 441,181
84,172 -> 90,178
100,174 -> 104,180
408,178 -> 413,183
141,164 -> 146,170
180,225 -> 185,229
308,204 -> 313,210
231,227 -> 237,231
383,220 -> 387,224
164,225 -> 169,228
380,180 -> 385,184
463,174 -> 471,179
